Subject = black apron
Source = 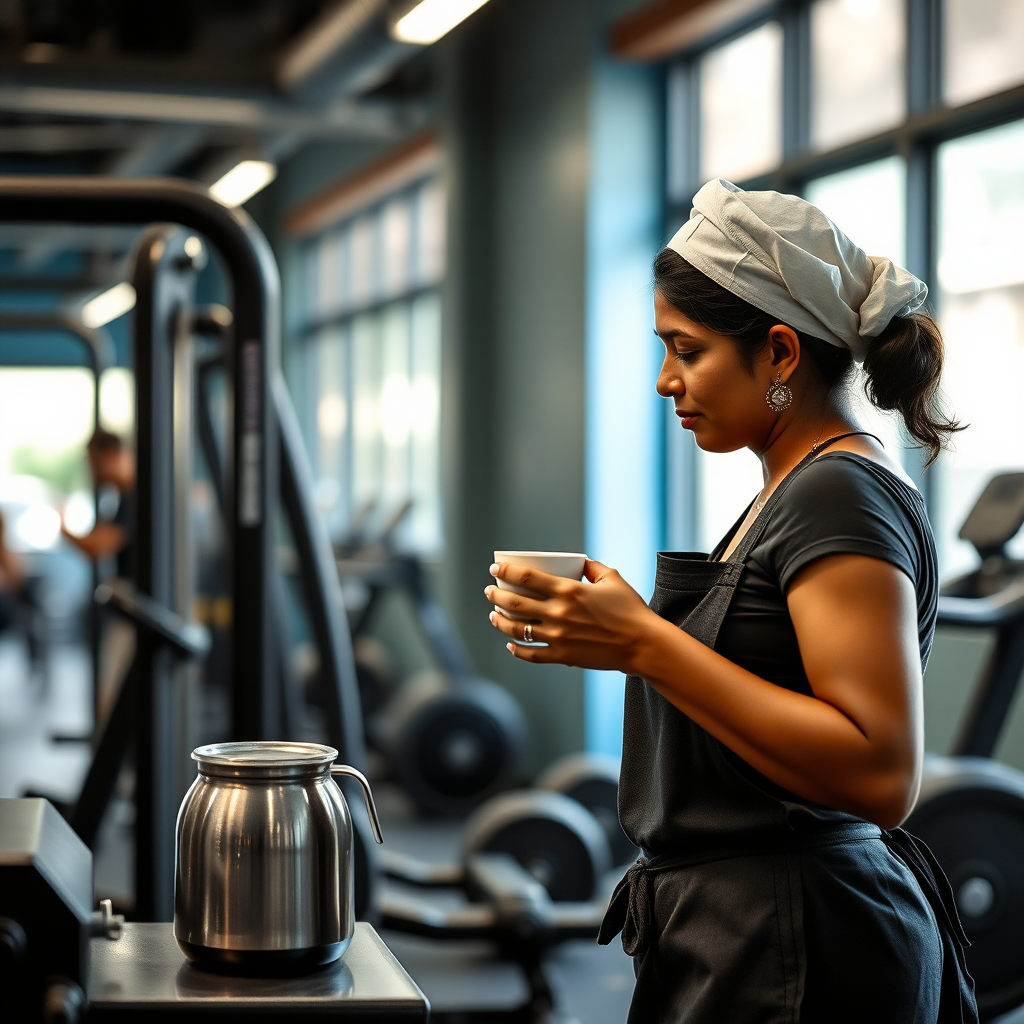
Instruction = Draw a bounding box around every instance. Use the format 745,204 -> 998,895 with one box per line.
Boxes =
600,435 -> 977,1024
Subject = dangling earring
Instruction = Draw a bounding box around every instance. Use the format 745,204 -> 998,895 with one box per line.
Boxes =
765,373 -> 793,412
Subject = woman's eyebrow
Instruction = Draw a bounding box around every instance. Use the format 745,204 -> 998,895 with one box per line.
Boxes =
655,327 -> 699,341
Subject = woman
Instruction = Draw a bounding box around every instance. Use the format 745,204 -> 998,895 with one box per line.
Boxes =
484,180 -> 977,1023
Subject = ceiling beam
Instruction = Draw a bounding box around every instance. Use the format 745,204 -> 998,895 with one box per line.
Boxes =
283,128 -> 439,237
611,0 -> 770,60
277,0 -> 392,91
104,125 -> 207,177
0,122 -> 136,153
0,82 -> 418,137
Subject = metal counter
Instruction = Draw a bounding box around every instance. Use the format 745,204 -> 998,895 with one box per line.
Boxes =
87,922 -> 428,1022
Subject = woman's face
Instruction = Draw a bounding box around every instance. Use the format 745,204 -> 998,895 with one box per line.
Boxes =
654,290 -> 779,454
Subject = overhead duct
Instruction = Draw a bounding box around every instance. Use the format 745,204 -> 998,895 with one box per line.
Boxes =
275,0 -> 421,104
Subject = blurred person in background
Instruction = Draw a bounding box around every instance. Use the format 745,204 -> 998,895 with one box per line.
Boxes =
62,429 -> 135,723
63,429 -> 135,575
0,510 -> 26,636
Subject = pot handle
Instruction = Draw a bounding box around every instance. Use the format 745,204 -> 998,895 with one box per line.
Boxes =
330,764 -> 384,844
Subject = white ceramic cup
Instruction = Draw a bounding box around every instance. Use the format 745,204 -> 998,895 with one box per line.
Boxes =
492,550 -> 587,622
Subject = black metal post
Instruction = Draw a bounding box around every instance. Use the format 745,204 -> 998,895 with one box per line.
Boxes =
274,375 -> 366,769
130,227 -> 197,921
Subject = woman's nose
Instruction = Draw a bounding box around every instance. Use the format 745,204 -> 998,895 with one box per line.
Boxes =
656,363 -> 682,398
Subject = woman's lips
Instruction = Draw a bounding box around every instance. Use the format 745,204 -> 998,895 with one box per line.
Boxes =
678,412 -> 700,429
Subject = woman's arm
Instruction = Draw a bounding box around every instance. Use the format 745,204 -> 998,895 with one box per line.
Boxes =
61,521 -> 127,564
486,554 -> 923,829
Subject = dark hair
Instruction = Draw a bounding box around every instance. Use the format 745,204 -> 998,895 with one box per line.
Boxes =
87,429 -> 124,456
653,248 -> 961,465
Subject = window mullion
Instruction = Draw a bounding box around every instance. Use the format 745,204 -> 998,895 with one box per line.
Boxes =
907,0 -> 941,114
781,0 -> 811,164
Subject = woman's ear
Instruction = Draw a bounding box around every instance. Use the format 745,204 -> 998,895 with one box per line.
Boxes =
766,325 -> 801,382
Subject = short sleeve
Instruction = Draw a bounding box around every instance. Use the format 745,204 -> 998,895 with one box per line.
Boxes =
759,456 -> 922,593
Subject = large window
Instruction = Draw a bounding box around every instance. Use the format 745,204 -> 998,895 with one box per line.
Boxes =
295,177 -> 445,552
666,1 -> 1024,572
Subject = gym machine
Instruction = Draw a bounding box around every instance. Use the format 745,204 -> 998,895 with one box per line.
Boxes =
374,754 -> 637,1022
0,179 -> 368,920
906,472 -> 1024,1020
339,536 -> 529,816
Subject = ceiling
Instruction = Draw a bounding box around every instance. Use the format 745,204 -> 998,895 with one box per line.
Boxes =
0,0 -> 432,309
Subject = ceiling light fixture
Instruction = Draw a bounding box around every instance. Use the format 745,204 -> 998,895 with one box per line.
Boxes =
81,282 -> 136,329
209,160 -> 277,208
392,0 -> 491,44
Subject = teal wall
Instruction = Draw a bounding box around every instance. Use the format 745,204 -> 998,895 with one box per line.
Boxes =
434,0 -> 663,773
584,33 -> 664,757
436,0 -> 592,773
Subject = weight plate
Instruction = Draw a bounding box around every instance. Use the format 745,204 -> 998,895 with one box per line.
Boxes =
536,753 -> 639,866
391,675 -> 527,816
463,790 -> 612,902
907,758 -> 1024,1018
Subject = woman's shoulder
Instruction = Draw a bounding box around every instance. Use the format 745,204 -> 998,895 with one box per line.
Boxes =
783,451 -> 924,518
763,453 -> 934,590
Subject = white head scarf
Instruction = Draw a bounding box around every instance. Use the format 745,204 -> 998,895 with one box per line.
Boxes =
666,179 -> 927,363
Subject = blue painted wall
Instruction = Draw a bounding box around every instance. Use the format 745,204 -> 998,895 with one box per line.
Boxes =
584,48 -> 664,757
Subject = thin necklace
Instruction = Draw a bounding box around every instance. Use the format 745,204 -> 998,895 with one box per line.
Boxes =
752,427 -> 850,513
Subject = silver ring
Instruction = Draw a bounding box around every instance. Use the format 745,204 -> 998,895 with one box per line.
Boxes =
523,623 -> 533,643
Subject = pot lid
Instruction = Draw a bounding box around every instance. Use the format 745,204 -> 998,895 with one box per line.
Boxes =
192,741 -> 338,776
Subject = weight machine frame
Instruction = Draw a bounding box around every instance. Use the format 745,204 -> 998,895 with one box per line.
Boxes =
0,178 -> 366,919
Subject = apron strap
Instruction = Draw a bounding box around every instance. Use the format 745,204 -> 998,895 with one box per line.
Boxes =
680,431 -> 882,647
729,431 -> 882,565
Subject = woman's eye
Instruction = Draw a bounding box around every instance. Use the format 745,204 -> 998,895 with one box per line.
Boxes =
676,349 -> 699,363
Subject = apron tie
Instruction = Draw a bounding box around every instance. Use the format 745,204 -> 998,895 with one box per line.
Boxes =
598,858 -> 653,956
880,828 -> 970,948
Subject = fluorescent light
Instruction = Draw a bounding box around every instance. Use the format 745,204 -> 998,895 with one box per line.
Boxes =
82,282 -> 136,328
209,159 -> 277,207
393,0 -> 491,44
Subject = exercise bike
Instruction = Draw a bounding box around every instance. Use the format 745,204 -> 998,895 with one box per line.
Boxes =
907,472 -> 1024,1021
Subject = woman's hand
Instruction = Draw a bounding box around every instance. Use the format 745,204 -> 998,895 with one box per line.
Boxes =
484,559 -> 658,672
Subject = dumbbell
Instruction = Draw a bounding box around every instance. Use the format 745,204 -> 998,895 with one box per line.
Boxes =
372,671 -> 529,816
535,752 -> 638,867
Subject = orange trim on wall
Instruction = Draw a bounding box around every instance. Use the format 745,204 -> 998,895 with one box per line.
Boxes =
282,129 -> 441,238
611,0 -> 770,61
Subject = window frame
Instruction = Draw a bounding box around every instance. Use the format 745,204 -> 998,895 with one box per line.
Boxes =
293,173 -> 446,552
663,0 -> 1024,544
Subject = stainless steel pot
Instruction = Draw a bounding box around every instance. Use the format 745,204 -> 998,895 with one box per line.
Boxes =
173,741 -> 383,973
